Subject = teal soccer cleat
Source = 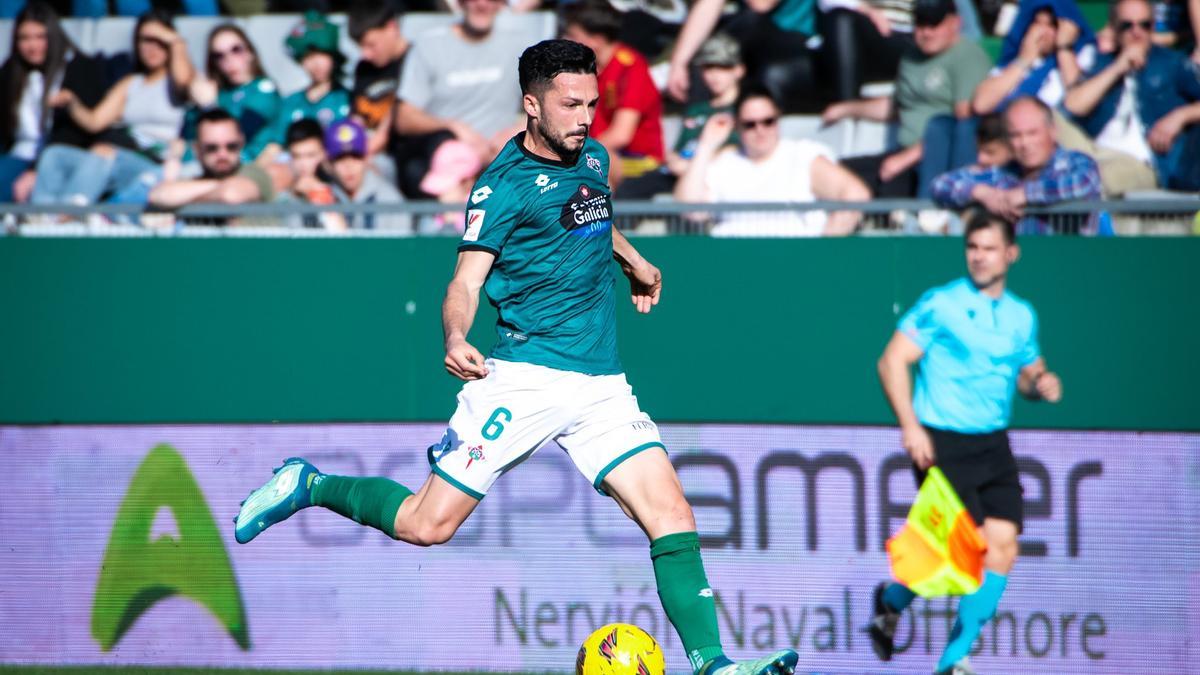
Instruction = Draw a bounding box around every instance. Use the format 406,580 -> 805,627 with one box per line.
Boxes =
233,457 -> 321,544
704,650 -> 799,675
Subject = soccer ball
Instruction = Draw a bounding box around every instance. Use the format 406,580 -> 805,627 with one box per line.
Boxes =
576,623 -> 665,675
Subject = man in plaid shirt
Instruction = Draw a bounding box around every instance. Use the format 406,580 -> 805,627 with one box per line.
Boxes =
932,97 -> 1102,233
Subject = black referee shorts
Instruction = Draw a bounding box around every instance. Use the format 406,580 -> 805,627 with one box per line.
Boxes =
913,426 -> 1024,532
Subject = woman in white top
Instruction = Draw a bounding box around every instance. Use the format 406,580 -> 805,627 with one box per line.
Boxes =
0,2 -> 76,203
674,87 -> 872,236
31,9 -> 194,206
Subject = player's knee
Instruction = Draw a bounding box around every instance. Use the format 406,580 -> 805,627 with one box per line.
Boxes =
656,495 -> 696,530
410,518 -> 459,546
984,534 -> 1019,572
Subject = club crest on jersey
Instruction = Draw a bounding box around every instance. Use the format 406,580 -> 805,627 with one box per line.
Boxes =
471,185 -> 492,204
559,184 -> 612,237
585,153 -> 603,176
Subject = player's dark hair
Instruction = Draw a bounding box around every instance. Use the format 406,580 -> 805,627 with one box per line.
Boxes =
560,0 -> 623,42
976,112 -> 1007,145
285,118 -> 324,148
349,2 -> 398,44
518,39 -> 596,97
734,83 -> 780,119
964,208 -> 1016,245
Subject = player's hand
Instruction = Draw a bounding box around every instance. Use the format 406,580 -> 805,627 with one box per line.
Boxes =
902,424 -> 936,470
444,337 -> 489,381
1036,371 -> 1062,403
621,257 -> 662,314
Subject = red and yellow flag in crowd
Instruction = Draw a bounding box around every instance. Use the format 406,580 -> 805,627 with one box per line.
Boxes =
886,467 -> 987,597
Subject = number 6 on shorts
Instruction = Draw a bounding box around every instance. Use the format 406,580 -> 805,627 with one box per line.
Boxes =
481,407 -> 512,440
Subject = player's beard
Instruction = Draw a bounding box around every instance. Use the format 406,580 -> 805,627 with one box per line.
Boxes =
536,121 -> 587,164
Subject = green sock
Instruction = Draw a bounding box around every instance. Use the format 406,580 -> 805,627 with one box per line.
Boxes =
309,475 -> 413,539
650,531 -> 726,673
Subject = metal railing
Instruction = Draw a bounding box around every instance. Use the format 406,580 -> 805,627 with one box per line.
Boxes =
2,198 -> 1197,237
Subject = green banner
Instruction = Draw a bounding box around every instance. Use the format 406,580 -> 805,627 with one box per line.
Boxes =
1,237 -> 1195,429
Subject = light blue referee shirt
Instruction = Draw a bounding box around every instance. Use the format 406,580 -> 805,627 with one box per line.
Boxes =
898,277 -> 1041,433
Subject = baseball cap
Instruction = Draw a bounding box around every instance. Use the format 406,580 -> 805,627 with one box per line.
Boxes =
324,118 -> 367,159
286,10 -> 343,63
420,140 -> 482,197
913,0 -> 957,26
693,33 -> 741,67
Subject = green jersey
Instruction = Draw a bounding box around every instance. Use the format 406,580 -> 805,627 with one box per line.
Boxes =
267,87 -> 351,148
459,133 -> 620,375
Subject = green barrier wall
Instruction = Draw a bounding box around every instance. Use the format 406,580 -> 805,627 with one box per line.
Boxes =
1,237 -> 1195,430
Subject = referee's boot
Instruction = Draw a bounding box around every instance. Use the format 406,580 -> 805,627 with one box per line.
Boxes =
935,657 -> 978,675
233,457 -> 322,544
701,649 -> 799,675
867,582 -> 901,661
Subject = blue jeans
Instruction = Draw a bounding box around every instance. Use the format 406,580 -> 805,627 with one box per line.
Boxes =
1156,124 -> 1200,191
32,145 -> 159,205
918,115 -> 979,199
0,154 -> 32,202
31,145 -> 107,205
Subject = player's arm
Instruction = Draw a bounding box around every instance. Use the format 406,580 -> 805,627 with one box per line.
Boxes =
613,228 -> 661,314
442,250 -> 495,380
1017,357 -> 1062,402
878,331 -> 936,469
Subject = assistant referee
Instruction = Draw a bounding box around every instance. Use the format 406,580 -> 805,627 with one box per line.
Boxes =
870,209 -> 1062,675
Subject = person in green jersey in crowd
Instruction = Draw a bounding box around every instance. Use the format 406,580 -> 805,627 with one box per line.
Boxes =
233,38 -> 799,675
186,24 -> 281,162
256,11 -> 352,167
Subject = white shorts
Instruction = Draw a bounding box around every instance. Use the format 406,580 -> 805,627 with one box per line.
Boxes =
427,359 -> 664,499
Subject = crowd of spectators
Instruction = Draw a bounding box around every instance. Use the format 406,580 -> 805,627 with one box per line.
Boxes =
0,0 -> 1197,235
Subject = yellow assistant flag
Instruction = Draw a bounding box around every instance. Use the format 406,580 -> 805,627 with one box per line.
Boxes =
886,467 -> 987,597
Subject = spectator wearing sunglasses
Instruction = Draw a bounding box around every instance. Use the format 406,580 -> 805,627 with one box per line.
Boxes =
674,86 -> 871,237
186,24 -> 281,164
1064,0 -> 1200,192
148,107 -> 274,210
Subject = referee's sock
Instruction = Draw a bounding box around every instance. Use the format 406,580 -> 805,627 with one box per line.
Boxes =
650,531 -> 727,674
936,571 -> 1008,671
310,475 -> 414,539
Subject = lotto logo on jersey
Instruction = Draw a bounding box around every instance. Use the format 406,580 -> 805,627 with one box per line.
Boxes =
559,184 -> 612,237
471,186 -> 492,204
464,209 -> 485,241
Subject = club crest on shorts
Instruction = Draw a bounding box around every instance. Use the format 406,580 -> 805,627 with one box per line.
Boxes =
466,445 -> 485,469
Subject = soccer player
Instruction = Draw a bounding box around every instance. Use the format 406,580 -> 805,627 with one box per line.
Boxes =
871,209 -> 1063,675
233,39 -> 798,675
